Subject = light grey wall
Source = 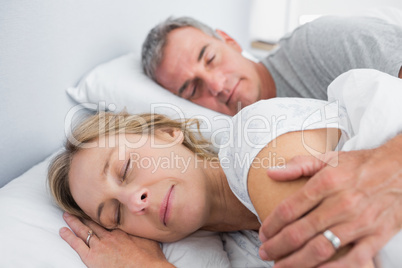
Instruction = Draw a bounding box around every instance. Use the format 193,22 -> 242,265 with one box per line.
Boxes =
0,0 -> 251,187
288,0 -> 402,30
291,0 -> 402,15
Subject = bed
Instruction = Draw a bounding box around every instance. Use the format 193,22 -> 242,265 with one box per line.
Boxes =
1,1 -> 402,267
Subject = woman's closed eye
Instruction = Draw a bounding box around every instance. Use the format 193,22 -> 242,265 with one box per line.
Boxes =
115,202 -> 122,227
121,158 -> 131,182
115,158 -> 130,227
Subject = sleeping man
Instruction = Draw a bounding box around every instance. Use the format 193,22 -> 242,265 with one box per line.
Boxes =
140,15 -> 402,267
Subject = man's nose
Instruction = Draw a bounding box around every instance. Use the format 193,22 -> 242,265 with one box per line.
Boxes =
120,188 -> 150,214
204,71 -> 225,96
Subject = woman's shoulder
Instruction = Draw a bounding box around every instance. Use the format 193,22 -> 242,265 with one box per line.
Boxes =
219,97 -> 348,164
232,98 -> 339,137
234,98 -> 329,118
218,97 -> 336,172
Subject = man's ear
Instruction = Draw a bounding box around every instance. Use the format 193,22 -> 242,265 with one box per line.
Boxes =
215,29 -> 242,52
155,127 -> 184,144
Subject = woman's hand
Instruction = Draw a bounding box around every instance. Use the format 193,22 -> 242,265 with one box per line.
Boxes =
258,136 -> 402,267
60,212 -> 174,268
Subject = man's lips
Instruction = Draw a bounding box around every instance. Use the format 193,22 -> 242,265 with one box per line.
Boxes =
226,80 -> 240,105
160,185 -> 174,226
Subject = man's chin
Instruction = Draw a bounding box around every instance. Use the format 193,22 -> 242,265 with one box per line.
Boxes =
229,101 -> 250,115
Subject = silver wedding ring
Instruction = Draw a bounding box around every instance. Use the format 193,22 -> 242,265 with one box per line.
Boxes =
86,229 -> 94,246
323,230 -> 341,250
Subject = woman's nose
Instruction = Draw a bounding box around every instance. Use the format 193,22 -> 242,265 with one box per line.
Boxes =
121,188 -> 150,214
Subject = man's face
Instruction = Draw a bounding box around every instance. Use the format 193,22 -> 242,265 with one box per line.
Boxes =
155,27 -> 264,116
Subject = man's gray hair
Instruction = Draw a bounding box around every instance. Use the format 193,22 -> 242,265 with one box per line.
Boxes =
141,16 -> 221,81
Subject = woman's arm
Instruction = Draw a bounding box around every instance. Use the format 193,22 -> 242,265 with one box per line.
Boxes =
248,128 -> 340,221
61,213 -> 175,268
247,128 -> 373,267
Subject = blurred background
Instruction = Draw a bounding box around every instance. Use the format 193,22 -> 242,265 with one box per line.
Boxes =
249,0 -> 402,57
116,0 -> 402,58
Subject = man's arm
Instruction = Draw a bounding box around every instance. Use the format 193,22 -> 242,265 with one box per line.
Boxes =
259,134 -> 402,267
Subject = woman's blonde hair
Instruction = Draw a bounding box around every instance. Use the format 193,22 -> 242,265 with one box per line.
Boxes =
48,111 -> 216,220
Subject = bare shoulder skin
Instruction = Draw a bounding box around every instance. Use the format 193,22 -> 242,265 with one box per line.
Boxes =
247,128 -> 374,267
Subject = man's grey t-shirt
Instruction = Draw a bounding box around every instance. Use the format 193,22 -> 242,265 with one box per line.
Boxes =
261,16 -> 402,99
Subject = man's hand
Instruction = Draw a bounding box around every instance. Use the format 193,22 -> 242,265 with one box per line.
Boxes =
258,136 -> 402,267
60,212 -> 174,268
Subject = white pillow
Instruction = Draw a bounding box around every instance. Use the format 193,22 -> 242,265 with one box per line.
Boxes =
66,53 -> 231,148
0,153 -> 85,267
0,152 -> 232,267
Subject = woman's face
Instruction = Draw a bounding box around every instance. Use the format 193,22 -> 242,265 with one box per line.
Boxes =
68,131 -> 211,242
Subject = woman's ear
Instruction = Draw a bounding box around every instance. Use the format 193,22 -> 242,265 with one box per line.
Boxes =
215,29 -> 242,52
155,127 -> 184,145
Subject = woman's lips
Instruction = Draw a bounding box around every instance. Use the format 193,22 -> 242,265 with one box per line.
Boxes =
160,185 -> 174,226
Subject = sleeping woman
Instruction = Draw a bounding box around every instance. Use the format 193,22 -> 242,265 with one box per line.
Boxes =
48,69 -> 402,267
